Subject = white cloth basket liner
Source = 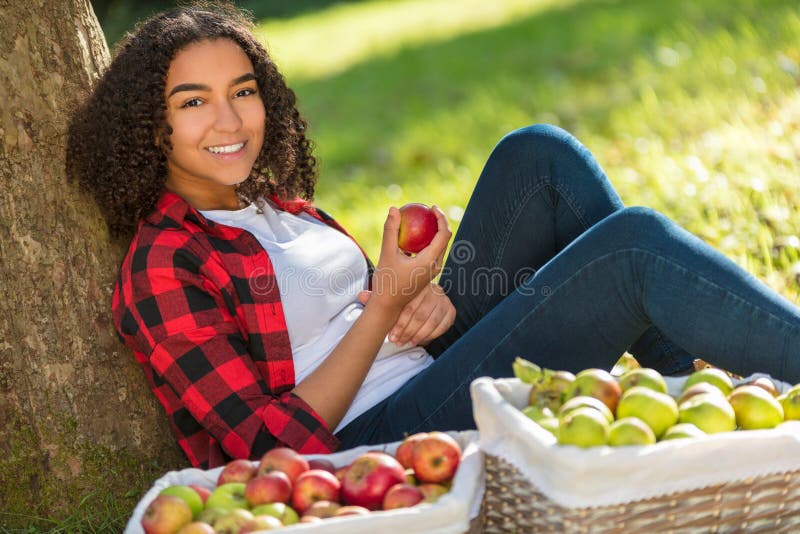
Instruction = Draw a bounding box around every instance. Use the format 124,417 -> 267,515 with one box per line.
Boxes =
471,373 -> 800,509
125,430 -> 483,533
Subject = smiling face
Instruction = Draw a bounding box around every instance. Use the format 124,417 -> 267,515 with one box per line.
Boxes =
163,38 -> 266,209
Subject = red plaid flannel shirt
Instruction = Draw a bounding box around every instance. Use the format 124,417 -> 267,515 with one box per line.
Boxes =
113,190 -> 373,468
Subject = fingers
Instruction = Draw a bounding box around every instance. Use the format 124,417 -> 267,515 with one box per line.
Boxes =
379,206 -> 401,261
397,297 -> 455,347
390,291 -> 428,344
391,284 -> 455,346
357,290 -> 371,304
415,206 -> 452,274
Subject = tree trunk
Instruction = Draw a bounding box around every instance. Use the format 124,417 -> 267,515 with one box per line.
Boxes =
0,0 -> 185,527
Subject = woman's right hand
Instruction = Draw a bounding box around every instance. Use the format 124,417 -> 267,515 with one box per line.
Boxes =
368,205 -> 452,316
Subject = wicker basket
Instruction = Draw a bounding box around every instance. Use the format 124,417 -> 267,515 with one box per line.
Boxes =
479,453 -> 800,533
471,376 -> 800,533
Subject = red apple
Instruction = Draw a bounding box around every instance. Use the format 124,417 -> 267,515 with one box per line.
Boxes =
188,484 -> 212,506
245,471 -> 292,507
300,515 -> 323,524
141,495 -> 193,534
334,505 -> 370,517
565,368 -> 622,413
303,500 -> 341,518
398,203 -> 437,254
291,469 -> 341,514
341,451 -> 407,510
383,482 -> 424,510
308,458 -> 336,474
396,432 -> 428,469
257,447 -> 309,485
411,432 -> 461,484
217,458 -> 257,486
419,483 -> 449,503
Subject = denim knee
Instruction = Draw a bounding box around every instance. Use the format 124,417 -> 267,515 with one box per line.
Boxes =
493,123 -> 584,165
597,206 -> 674,250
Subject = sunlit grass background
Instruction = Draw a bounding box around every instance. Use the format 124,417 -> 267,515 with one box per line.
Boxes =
9,0 -> 800,531
260,0 -> 800,301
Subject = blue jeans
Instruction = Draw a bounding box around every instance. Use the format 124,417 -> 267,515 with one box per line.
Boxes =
336,124 -> 800,447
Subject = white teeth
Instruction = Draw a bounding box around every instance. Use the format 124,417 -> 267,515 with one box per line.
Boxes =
207,142 -> 244,154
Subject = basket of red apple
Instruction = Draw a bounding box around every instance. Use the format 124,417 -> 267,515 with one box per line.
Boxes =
126,430 -> 483,534
470,357 -> 800,533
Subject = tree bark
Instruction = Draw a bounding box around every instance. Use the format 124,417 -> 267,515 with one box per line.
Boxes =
0,0 -> 185,527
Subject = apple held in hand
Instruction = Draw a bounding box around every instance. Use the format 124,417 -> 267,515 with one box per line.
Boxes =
398,203 -> 437,254
341,451 -> 407,510
411,432 -> 461,484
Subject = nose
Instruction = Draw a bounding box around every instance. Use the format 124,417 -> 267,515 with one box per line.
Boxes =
213,99 -> 243,133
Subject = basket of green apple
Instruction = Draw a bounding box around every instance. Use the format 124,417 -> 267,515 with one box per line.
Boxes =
127,430 -> 483,534
470,357 -> 800,533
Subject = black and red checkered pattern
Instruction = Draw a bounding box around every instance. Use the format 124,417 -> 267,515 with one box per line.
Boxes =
113,190 -> 373,468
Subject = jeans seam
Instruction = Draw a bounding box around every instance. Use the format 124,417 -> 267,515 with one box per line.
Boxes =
480,183 -> 546,316
546,163 -> 592,232
480,178 -> 591,316
409,247 -> 798,432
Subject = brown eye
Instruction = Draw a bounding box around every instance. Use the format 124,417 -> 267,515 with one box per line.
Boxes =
181,97 -> 203,108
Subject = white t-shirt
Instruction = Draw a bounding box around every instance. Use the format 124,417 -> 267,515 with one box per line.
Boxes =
200,199 -> 433,432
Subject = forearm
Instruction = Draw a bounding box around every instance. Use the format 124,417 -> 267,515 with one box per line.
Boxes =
292,299 -> 399,430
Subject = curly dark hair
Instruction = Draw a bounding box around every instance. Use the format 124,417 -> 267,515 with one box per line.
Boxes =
67,2 -> 317,238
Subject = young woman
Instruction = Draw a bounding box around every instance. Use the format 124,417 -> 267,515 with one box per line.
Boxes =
67,5 -> 800,468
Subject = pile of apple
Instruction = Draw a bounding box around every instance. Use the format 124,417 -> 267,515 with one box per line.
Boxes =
140,431 -> 462,533
513,357 -> 800,448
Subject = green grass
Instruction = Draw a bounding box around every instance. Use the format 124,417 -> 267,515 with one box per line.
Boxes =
260,0 -> 800,300
0,490 -> 134,533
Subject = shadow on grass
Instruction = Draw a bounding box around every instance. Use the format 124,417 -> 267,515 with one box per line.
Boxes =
286,0 -> 796,206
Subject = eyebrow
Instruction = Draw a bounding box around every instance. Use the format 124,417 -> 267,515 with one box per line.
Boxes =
167,73 -> 257,97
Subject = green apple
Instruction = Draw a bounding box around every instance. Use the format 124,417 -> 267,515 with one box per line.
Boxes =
616,386 -> 678,438
206,482 -> 248,512
558,406 -> 609,448
558,395 -> 614,424
682,368 -> 734,396
521,404 -> 555,422
618,368 -> 667,394
728,385 -> 784,430
250,502 -> 299,526
779,386 -> 800,420
160,485 -> 204,518
678,392 -> 736,434
607,417 -> 656,446
661,423 -> 707,440
195,507 -> 228,525
213,509 -> 254,534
